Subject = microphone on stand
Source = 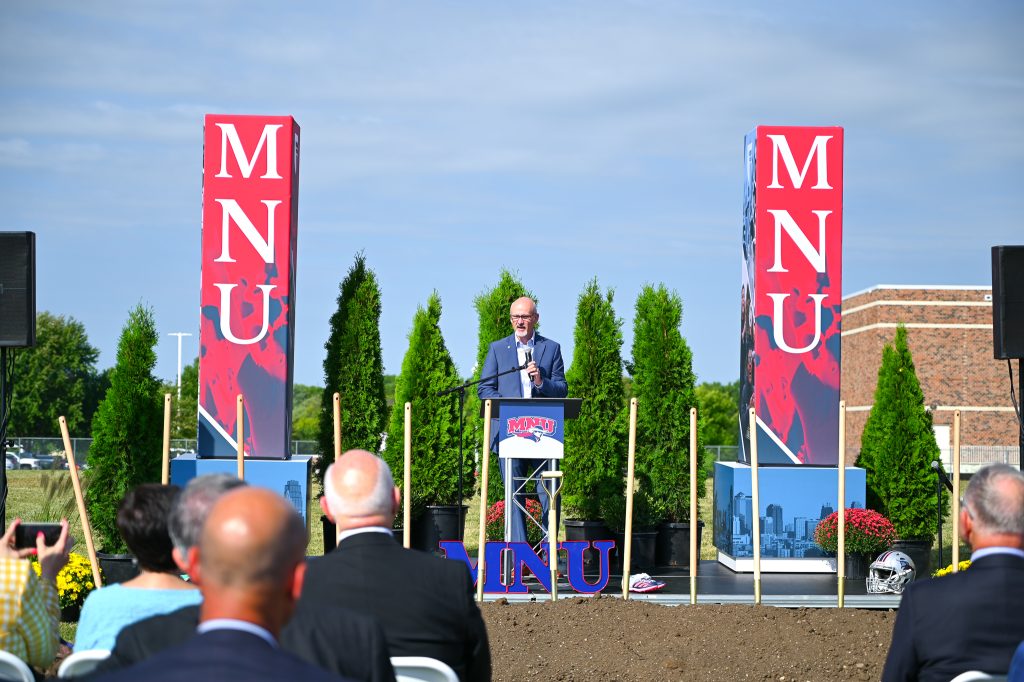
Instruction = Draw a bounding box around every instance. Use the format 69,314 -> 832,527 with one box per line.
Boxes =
931,460 -> 954,493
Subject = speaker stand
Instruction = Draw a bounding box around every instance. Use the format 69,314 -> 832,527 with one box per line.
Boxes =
0,347 -> 10,528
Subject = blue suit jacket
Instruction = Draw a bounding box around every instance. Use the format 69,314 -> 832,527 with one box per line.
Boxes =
95,628 -> 348,682
882,553 -> 1024,682
477,333 -> 568,452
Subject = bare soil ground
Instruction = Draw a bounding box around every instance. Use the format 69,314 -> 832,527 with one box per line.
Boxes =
482,597 -> 896,681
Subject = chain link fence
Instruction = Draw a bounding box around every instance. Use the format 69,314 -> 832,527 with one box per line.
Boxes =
5,436 -> 321,467
705,445 -> 740,462
960,444 -> 1019,467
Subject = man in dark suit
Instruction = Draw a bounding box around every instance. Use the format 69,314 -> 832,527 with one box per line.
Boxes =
97,474 -> 393,681
882,463 -> 1024,681
311,449 -> 491,681
478,296 -> 568,544
96,487 -> 350,682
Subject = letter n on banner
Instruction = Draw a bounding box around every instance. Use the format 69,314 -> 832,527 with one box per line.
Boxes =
739,126 -> 843,465
198,114 -> 300,459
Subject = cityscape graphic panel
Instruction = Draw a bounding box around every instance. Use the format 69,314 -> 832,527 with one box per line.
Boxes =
713,462 -> 865,559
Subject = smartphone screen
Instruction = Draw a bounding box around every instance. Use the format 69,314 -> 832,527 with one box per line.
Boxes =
14,523 -> 62,549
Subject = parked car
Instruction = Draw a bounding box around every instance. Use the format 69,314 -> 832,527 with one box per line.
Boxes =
17,453 -> 56,470
5,454 -> 17,470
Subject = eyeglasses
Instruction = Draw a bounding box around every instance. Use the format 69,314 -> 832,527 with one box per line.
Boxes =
510,314 -> 535,321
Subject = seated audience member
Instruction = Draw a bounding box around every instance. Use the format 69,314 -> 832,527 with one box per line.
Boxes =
0,518 -> 71,672
96,487 -> 349,681
1010,641 -> 1024,682
99,474 -> 393,682
882,463 -> 1024,681
75,484 -> 200,651
311,449 -> 491,681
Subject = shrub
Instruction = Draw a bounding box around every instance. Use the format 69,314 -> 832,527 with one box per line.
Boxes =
628,284 -> 705,524
855,324 -> 948,538
381,293 -> 471,515
814,508 -> 897,556
316,254 -> 388,490
85,304 -> 162,553
600,473 -> 661,532
562,279 -> 627,520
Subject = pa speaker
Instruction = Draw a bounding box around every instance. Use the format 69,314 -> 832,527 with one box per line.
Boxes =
0,231 -> 36,348
992,245 -> 1024,360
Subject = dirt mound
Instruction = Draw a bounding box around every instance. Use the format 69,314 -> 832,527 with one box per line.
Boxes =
482,597 -> 895,681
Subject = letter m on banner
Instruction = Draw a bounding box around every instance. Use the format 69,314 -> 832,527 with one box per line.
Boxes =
198,114 -> 300,459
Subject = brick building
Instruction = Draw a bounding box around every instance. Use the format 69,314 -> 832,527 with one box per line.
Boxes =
841,285 -> 1020,472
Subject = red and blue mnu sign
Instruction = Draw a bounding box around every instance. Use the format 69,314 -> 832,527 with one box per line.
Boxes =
439,540 -> 616,594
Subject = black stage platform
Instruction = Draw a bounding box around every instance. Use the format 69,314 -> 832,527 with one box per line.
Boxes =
482,560 -> 904,609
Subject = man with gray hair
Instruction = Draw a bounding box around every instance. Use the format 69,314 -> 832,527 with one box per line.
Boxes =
883,462 -> 1024,681
168,473 -> 247,572
309,449 -> 491,681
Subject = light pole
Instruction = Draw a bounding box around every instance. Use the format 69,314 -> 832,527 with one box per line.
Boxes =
167,332 -> 193,400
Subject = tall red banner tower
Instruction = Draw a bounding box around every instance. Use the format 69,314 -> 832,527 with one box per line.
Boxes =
740,126 -> 843,465
197,115 -> 300,459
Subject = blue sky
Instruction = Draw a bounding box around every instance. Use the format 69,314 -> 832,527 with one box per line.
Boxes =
2,2 -> 1021,389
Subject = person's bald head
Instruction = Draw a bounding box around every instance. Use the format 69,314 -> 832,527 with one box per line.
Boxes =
321,449 -> 399,532
197,487 -> 307,591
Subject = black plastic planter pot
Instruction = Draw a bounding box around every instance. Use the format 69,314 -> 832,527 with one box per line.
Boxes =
96,552 -> 139,585
613,530 -> 658,575
843,552 -> 872,580
655,521 -> 704,568
563,519 -> 614,577
321,515 -> 337,554
890,538 -> 933,580
411,505 -> 467,555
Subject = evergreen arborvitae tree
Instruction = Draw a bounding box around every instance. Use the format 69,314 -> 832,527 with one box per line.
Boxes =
468,271 -> 535,505
562,279 -> 627,521
381,293 -> 471,515
85,304 -> 163,553
315,254 -> 388,490
855,324 -> 948,538
628,284 -> 705,526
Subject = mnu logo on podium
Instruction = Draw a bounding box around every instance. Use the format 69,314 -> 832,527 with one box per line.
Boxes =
499,403 -> 563,459
507,416 -> 556,442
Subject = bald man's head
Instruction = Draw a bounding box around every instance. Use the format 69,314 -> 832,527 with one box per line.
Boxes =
321,449 -> 399,531
198,487 -> 307,590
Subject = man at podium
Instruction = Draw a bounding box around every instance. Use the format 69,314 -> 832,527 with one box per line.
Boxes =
478,296 -> 568,544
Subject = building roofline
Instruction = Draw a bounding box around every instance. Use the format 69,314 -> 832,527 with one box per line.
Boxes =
843,284 -> 990,301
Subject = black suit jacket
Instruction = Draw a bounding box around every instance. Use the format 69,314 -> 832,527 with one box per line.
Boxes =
94,628 -> 347,682
302,532 -> 491,681
96,602 -> 394,682
882,553 -> 1024,682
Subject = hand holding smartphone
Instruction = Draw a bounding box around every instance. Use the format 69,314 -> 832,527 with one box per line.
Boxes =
14,522 -> 63,549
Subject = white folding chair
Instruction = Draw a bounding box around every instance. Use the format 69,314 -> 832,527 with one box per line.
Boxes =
390,656 -> 459,682
949,672 -> 1006,682
57,649 -> 111,678
0,650 -> 34,682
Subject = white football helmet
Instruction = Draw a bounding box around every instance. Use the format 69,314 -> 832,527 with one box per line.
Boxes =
866,550 -> 916,594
